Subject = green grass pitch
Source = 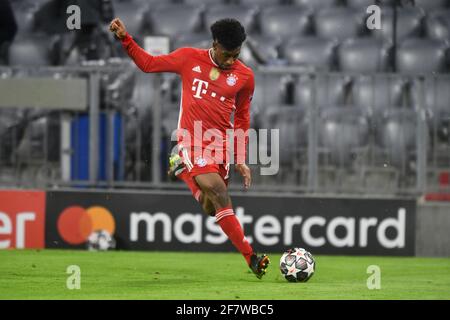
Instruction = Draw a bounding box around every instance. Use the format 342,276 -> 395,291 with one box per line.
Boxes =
0,250 -> 449,300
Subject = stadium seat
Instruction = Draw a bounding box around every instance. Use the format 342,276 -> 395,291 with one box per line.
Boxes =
338,38 -> 392,72
426,9 -> 450,41
376,109 -> 417,169
183,0 -> 226,5
414,0 -> 449,11
396,38 -> 449,74
240,35 -> 281,67
313,7 -> 367,41
293,0 -> 340,9
352,74 -> 406,115
252,73 -> 293,112
172,32 -> 211,50
8,35 -> 52,66
282,37 -> 337,71
162,109 -> 180,140
204,4 -> 258,34
411,76 -> 450,147
346,0 -> 395,8
372,7 -> 425,42
295,74 -> 351,108
112,0 -> 148,38
131,72 -> 156,121
238,0 -> 283,6
10,7 -> 35,35
146,4 -> 203,37
412,76 -> 450,112
319,107 -> 369,167
264,106 -> 308,166
260,6 -> 312,40
10,0 -> 49,34
112,0 -> 161,7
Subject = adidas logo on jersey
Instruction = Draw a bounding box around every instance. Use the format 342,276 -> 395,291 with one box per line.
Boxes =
192,66 -> 202,73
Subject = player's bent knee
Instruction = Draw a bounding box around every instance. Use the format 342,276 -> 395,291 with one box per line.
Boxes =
201,201 -> 214,216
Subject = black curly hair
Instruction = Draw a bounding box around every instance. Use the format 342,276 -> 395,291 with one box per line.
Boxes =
210,18 -> 247,51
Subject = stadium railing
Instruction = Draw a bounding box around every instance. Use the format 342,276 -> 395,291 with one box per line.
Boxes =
0,62 -> 448,197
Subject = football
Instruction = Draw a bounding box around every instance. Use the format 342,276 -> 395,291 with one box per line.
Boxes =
87,230 -> 116,251
279,248 -> 315,282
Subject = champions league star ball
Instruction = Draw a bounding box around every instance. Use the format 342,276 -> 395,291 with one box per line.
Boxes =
279,248 -> 315,282
87,230 -> 116,251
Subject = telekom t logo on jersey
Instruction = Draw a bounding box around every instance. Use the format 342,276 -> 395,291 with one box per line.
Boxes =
192,78 -> 209,99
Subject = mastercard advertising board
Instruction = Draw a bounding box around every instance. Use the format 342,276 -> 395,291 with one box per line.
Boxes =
2,190 -> 416,255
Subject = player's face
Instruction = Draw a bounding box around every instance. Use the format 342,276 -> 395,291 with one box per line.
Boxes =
213,42 -> 241,69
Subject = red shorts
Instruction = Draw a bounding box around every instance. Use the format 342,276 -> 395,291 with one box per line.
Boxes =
179,145 -> 230,201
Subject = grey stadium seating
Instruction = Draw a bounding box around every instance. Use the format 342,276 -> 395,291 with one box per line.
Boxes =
204,4 -> 258,34
411,75 -> 450,116
10,3 -> 36,35
426,9 -> 450,41
283,37 -> 338,71
396,38 -> 449,74
372,7 -> 425,42
414,0 -> 449,11
293,0 -> 340,9
8,35 -> 52,66
338,38 -> 392,72
237,0 -> 283,6
112,0 -> 149,38
319,107 -> 370,167
146,4 -> 203,37
172,32 -> 211,50
241,35 -> 281,67
131,72 -> 156,121
252,73 -> 293,112
376,109 -> 417,169
264,106 -> 308,166
411,76 -> 450,146
295,74 -> 352,108
183,0 -> 226,5
352,74 -> 406,115
260,6 -> 312,40
346,0 -> 396,8
313,7 -> 367,41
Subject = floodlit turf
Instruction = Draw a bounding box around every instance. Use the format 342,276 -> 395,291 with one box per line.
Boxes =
0,250 -> 449,300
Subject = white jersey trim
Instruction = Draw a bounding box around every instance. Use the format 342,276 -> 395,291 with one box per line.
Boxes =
208,49 -> 219,67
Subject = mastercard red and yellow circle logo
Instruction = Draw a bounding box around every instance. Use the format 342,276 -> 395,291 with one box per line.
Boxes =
57,206 -> 116,245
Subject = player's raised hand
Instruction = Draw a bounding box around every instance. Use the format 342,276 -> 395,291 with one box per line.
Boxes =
236,164 -> 251,190
109,18 -> 127,40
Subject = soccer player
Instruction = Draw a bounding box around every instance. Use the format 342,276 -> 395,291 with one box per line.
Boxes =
110,17 -> 269,279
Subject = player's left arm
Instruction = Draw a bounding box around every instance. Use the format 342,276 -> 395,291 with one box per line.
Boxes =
234,71 -> 255,190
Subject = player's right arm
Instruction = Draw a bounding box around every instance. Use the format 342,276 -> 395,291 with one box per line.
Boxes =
109,18 -> 186,74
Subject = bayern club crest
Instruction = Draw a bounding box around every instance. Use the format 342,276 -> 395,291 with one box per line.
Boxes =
195,157 -> 207,167
226,74 -> 238,86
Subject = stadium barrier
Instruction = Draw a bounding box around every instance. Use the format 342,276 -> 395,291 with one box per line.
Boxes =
0,189 -> 430,256
415,200 -> 450,257
0,65 -> 449,197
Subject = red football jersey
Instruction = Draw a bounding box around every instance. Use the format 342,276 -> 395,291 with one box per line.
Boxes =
122,33 -> 254,164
